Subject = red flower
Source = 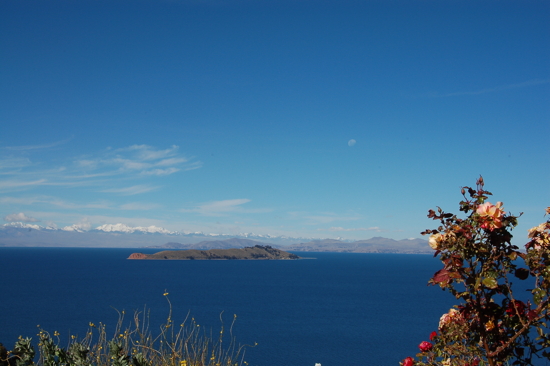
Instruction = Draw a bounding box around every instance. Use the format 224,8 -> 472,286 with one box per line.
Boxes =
506,300 -> 526,316
429,331 -> 438,341
419,341 -> 433,352
402,356 -> 415,366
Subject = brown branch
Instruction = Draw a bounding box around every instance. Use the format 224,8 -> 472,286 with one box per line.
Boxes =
483,338 -> 496,366
487,297 -> 550,358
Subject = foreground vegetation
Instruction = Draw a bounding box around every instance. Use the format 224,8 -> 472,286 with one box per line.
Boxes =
0,295 -> 252,366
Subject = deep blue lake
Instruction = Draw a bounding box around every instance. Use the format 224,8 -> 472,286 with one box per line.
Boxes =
0,248 -> 495,365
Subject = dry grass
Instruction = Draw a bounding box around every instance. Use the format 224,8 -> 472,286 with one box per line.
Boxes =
3,294 -> 253,366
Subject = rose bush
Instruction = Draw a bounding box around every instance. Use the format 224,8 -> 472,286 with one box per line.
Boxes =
400,177 -> 550,366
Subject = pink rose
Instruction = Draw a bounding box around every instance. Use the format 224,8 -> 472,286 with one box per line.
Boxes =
419,341 -> 433,352
477,201 -> 504,230
402,357 -> 415,366
439,308 -> 461,330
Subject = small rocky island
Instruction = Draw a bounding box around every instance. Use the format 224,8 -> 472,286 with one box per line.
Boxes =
128,245 -> 301,260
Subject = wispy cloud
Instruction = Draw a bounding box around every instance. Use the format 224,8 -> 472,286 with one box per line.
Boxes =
0,195 -> 112,210
0,143 -> 201,192
75,144 -> 201,176
62,218 -> 92,231
325,226 -> 382,232
4,136 -> 73,151
301,213 -> 361,225
119,202 -> 162,211
3,212 -> 40,222
0,157 -> 32,170
1,195 -> 160,213
141,168 -> 180,176
433,79 -> 550,97
182,199 -> 271,216
122,144 -> 179,161
0,179 -> 47,191
102,185 -> 160,195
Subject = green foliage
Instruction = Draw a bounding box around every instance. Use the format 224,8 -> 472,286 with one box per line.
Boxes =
402,177 -> 550,366
2,295 -> 252,366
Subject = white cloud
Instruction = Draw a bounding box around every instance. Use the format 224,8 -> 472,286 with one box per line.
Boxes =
0,195 -> 112,210
198,199 -> 250,215
77,144 -> 200,176
141,168 -> 180,176
45,221 -> 58,229
326,226 -> 382,232
62,218 -> 91,232
111,158 -> 149,171
119,202 -> 162,210
3,212 -> 40,222
0,157 -> 32,170
156,157 -> 189,166
102,185 -> 160,195
303,214 -> 361,225
0,196 -> 44,205
0,143 -> 201,193
123,144 -> 179,161
181,199 -> 270,216
182,161 -> 203,171
0,179 -> 47,191
76,159 -> 97,168
4,136 -> 73,151
1,195 -> 161,212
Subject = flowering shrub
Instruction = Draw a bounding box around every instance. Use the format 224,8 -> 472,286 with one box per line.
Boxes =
401,177 -> 550,366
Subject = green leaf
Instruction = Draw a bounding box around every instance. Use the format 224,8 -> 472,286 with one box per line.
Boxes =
482,277 -> 498,289
475,277 -> 481,291
533,288 -> 547,305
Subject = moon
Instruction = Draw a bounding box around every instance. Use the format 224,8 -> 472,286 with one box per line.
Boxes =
348,139 -> 356,147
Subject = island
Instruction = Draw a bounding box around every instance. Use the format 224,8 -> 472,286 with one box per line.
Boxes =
128,245 -> 301,260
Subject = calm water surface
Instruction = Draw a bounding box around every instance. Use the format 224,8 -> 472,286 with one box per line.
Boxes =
0,248 -> 465,365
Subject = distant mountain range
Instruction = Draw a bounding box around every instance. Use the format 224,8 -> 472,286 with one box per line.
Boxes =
0,222 -> 312,246
149,237 -> 431,254
148,238 -> 268,250
0,222 -> 430,253
284,237 -> 431,254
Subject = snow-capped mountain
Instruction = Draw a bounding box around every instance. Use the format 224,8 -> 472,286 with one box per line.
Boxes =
93,223 -> 179,235
1,222 -> 49,230
61,224 -> 87,233
0,221 -> 329,247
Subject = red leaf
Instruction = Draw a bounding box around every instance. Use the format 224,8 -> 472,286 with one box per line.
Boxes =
433,269 -> 451,284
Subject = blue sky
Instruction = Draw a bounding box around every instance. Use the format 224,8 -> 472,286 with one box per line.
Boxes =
1,0 -> 549,241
